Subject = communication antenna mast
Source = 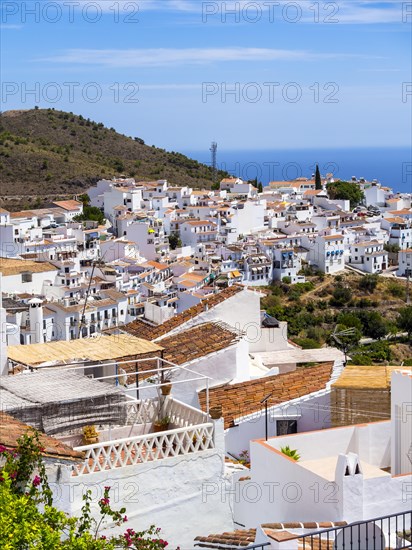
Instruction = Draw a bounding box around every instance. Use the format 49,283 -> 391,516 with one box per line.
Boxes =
210,141 -> 217,184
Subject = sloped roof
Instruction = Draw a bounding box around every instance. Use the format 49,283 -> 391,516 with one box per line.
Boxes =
161,322 -> 241,365
0,412 -> 84,461
52,200 -> 82,211
198,363 -> 334,428
123,286 -> 243,341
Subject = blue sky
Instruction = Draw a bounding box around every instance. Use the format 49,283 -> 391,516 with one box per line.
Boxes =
1,1 -> 411,151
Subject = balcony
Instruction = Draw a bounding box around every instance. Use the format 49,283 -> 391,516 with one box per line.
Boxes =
73,398 -> 214,475
55,358 -> 217,477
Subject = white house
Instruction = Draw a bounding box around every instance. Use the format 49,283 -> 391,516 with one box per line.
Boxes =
0,258 -> 59,295
397,248 -> 412,277
180,220 -> 218,247
302,234 -> 346,274
348,240 -> 388,273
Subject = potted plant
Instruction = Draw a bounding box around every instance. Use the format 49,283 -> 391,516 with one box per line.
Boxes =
209,405 -> 223,420
82,425 -> 99,445
161,382 -> 172,396
280,445 -> 300,461
160,370 -> 173,396
238,450 -> 250,467
153,416 -> 171,433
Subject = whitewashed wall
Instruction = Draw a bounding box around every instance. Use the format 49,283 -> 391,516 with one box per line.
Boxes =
53,421 -> 233,549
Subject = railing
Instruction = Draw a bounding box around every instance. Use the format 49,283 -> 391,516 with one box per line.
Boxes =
299,511 -> 412,550
125,398 -> 159,425
73,422 -> 215,476
125,398 -> 209,429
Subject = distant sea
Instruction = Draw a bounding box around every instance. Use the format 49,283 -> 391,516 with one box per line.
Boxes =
182,148 -> 412,194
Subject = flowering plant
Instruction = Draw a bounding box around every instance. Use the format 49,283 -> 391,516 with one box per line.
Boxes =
0,430 -> 170,549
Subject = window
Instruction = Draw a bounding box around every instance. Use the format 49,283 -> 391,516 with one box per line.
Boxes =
21,272 -> 32,283
43,320 -> 46,329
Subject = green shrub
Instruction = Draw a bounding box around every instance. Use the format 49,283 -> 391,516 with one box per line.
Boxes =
293,338 -> 322,349
281,445 -> 300,461
388,282 -> 406,299
359,274 -> 378,293
330,286 -> 352,307
349,354 -> 373,366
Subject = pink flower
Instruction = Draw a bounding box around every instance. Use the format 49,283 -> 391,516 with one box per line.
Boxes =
123,515 -> 128,522
32,475 -> 41,487
100,497 -> 110,506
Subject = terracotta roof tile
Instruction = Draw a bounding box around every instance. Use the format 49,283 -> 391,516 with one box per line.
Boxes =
0,412 -> 84,461
52,200 -> 82,211
199,363 -> 333,428
194,529 -> 256,548
195,522 -> 348,549
162,322 -> 241,365
123,286 -> 243,341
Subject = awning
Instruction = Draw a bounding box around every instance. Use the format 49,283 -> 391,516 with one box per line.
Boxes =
8,334 -> 164,367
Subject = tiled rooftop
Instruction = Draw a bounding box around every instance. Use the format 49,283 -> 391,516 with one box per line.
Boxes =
199,363 -> 334,428
161,322 -> 242,366
123,286 -> 243,341
194,522 -> 347,549
195,528 -> 256,548
0,412 -> 84,461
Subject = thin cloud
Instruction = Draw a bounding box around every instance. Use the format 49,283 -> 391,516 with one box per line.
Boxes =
41,48 -> 377,68
0,24 -> 23,30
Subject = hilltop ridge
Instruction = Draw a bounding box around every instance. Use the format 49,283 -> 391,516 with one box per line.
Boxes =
0,108 -> 228,208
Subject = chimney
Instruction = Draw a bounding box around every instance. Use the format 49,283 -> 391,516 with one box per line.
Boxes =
28,298 -> 44,344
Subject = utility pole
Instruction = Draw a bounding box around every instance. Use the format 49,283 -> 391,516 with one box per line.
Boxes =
261,392 -> 273,441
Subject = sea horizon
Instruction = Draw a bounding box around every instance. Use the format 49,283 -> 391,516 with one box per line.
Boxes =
183,147 -> 412,194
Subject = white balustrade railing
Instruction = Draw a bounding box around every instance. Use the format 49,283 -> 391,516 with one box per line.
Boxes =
73,422 -> 215,476
125,398 -> 159,425
125,397 -> 209,429
163,398 -> 209,428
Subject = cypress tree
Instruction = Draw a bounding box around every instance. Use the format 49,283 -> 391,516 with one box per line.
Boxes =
315,164 -> 322,190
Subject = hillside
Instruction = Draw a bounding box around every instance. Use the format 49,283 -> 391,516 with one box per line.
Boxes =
0,109 -> 229,209
261,270 -> 412,365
